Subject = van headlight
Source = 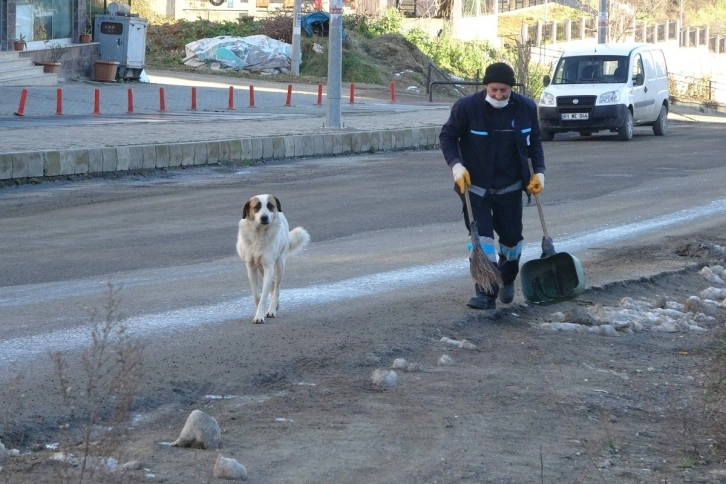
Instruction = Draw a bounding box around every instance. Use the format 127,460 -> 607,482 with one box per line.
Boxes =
540,92 -> 555,106
599,90 -> 620,104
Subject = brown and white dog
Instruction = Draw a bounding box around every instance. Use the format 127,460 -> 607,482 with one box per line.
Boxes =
236,194 -> 311,323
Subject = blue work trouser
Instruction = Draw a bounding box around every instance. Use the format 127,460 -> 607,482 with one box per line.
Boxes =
460,189 -> 524,290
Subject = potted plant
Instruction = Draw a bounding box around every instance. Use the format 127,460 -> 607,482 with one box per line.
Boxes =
34,41 -> 68,74
80,31 -> 92,43
13,34 -> 26,51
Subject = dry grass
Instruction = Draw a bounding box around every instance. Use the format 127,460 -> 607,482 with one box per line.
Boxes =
50,282 -> 144,483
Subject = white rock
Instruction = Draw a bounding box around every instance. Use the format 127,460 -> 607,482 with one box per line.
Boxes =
82,456 -> 118,473
665,300 -> 684,311
684,296 -> 705,314
391,358 -> 408,369
438,354 -> 455,366
549,311 -> 567,322
405,362 -> 423,372
549,322 -> 583,332
700,266 -> 726,285
654,322 -> 679,333
371,369 -> 398,387
440,336 -> 460,347
620,297 -> 653,311
172,409 -> 222,449
701,287 -> 726,300
598,325 -> 620,337
213,455 -> 248,480
459,339 -> 477,350
120,460 -> 143,471
50,452 -> 79,467
0,440 -> 6,463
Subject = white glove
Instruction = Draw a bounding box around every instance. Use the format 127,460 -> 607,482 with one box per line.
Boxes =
452,163 -> 470,194
527,173 -> 545,194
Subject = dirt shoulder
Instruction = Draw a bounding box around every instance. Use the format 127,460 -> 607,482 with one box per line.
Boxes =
2,228 -> 726,483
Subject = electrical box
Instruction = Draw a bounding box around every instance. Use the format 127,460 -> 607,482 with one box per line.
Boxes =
93,13 -> 148,81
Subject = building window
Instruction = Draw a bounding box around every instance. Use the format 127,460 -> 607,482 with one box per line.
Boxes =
16,0 -> 73,42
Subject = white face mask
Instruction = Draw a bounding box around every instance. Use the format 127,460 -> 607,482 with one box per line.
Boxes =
485,94 -> 510,109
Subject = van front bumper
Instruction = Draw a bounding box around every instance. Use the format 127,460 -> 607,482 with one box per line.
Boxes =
538,104 -> 628,132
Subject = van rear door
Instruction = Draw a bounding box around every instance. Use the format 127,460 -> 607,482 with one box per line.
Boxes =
632,51 -> 655,122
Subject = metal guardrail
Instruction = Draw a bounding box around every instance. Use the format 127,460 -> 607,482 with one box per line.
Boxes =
428,80 -> 483,102
428,80 -> 527,102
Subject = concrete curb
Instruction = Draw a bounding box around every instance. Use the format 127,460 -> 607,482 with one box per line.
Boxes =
0,126 -> 442,181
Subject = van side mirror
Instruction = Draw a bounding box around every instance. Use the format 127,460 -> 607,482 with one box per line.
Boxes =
542,75 -> 551,87
633,73 -> 644,86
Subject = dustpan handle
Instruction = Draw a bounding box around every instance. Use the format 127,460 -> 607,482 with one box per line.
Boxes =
528,160 -> 549,239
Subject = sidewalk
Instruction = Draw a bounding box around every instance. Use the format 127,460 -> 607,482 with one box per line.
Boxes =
1,69 -> 724,183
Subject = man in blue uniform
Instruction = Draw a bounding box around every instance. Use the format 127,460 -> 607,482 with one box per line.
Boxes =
440,62 -> 546,309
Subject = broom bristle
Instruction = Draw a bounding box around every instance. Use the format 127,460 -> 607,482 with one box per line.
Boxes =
470,246 -> 502,294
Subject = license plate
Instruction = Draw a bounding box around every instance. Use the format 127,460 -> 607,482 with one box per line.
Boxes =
561,112 -> 589,120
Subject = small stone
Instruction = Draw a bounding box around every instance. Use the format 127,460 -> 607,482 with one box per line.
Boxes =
438,354 -> 454,366
213,455 -> 248,480
371,369 -> 398,387
391,358 -> 408,369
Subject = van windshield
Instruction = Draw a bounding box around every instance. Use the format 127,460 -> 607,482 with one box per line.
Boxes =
551,55 -> 629,84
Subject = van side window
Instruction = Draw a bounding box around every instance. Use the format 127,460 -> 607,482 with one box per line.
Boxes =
652,49 -> 668,77
633,54 -> 645,86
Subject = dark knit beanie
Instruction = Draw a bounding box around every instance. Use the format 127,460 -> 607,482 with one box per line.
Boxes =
482,62 -> 516,86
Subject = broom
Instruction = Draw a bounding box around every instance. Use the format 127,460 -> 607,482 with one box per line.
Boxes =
463,187 -> 502,294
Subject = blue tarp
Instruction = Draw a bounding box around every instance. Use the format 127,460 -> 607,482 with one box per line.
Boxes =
301,12 -> 346,39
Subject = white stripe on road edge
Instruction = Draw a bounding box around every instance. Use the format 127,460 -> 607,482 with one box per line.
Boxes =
1,199 -> 725,368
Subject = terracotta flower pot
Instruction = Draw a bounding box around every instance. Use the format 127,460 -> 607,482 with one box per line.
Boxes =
80,33 -> 92,43
35,61 -> 62,74
13,40 -> 26,51
94,60 -> 119,82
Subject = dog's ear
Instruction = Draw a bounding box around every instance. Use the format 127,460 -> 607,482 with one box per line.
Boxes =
242,199 -> 252,219
273,196 -> 282,213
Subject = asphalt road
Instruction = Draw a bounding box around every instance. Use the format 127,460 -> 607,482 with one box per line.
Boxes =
1,118 -> 726,431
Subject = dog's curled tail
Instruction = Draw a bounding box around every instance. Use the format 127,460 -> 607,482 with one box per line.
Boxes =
288,227 -> 311,256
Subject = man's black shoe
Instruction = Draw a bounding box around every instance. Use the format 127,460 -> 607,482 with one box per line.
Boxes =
499,284 -> 514,304
467,294 -> 496,310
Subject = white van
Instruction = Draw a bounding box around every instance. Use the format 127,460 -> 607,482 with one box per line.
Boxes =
537,43 -> 670,141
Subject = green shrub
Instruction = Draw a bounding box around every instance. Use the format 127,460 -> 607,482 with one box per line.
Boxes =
405,27 -> 497,81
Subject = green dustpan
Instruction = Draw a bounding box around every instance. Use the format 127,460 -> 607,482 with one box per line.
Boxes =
520,170 -> 585,304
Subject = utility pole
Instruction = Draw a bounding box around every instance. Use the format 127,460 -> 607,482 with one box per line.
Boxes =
291,0 -> 302,76
597,0 -> 607,44
679,0 -> 684,46
327,0 -> 343,128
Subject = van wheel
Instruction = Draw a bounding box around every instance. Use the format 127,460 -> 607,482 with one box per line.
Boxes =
617,110 -> 633,141
541,129 -> 555,141
652,104 -> 668,136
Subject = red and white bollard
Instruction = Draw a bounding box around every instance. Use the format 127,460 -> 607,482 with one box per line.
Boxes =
228,86 -> 235,110
93,88 -> 101,115
127,88 -> 134,114
284,84 -> 293,107
56,88 -> 63,115
159,87 -> 166,113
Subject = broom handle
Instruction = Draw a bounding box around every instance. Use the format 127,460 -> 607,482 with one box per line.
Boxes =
464,187 -> 474,223
528,160 -> 550,239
